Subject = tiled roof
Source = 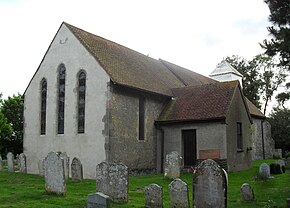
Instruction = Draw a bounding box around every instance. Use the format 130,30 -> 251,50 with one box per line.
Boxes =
64,22 -> 216,96
160,60 -> 217,86
246,98 -> 265,118
157,81 -> 239,123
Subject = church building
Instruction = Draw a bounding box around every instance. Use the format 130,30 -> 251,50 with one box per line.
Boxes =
23,22 -> 265,178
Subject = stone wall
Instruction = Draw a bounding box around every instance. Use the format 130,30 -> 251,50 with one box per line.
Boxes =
160,121 -> 227,171
107,84 -> 168,173
251,119 -> 274,160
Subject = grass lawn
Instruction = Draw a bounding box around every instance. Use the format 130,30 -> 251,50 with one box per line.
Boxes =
0,159 -> 289,207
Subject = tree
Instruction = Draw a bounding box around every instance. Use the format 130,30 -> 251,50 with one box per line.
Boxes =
0,94 -> 24,155
226,55 -> 262,109
276,82 -> 290,108
226,54 -> 287,114
268,107 -> 290,154
261,0 -> 290,69
0,111 -> 13,158
252,54 -> 287,114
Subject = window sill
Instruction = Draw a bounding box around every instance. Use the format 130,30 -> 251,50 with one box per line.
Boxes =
237,149 -> 244,153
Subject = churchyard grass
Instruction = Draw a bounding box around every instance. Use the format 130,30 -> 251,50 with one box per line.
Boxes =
0,159 -> 289,207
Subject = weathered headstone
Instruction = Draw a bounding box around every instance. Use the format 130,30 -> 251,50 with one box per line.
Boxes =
164,151 -> 181,179
240,183 -> 254,201
38,159 -> 44,176
87,192 -> 110,208
193,159 -> 227,208
259,163 -> 270,179
16,154 -> 20,169
96,161 -> 128,203
71,157 -> 83,182
59,152 -> 69,180
19,153 -> 27,173
145,184 -> 163,208
169,178 -> 189,208
0,155 -> 3,171
44,152 -> 66,195
7,152 -> 14,172
276,159 -> 286,173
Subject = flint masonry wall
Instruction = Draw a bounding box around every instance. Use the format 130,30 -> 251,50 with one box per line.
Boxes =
251,119 -> 274,160
107,84 -> 168,174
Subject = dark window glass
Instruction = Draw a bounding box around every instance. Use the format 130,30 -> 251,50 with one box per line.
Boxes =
237,122 -> 243,150
40,78 -> 47,135
78,71 -> 86,133
58,64 -> 65,134
139,96 -> 145,140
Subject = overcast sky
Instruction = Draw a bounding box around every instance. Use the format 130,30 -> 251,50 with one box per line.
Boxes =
0,0 -> 271,98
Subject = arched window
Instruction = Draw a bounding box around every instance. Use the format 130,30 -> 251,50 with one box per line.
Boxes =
58,64 -> 66,134
40,78 -> 47,135
78,71 -> 86,133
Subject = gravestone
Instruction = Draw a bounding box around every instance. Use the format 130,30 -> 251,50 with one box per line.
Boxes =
16,154 -> 20,169
7,152 -> 14,172
145,184 -> 163,208
0,155 -> 3,171
169,178 -> 189,208
276,159 -> 286,173
71,157 -> 83,182
19,153 -> 27,173
259,163 -> 270,179
87,192 -> 110,208
59,152 -> 69,180
193,159 -> 227,208
44,152 -> 66,195
240,183 -> 254,201
38,159 -> 44,176
96,161 -> 128,203
164,151 -> 181,179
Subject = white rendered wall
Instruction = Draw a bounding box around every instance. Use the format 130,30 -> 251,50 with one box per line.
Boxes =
210,73 -> 243,88
162,122 -> 227,161
23,24 -> 110,179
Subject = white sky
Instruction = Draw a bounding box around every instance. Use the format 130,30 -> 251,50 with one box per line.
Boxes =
0,0 -> 271,98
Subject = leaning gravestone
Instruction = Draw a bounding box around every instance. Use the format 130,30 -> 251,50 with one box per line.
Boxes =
59,152 -> 69,180
259,163 -> 270,179
43,152 -> 66,195
19,153 -> 27,173
145,184 -> 163,208
0,155 -> 3,171
193,159 -> 227,208
71,157 -> 83,182
96,161 -> 128,203
169,178 -> 189,208
164,151 -> 181,179
7,152 -> 14,172
240,183 -> 254,201
87,192 -> 110,208
38,159 -> 44,176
